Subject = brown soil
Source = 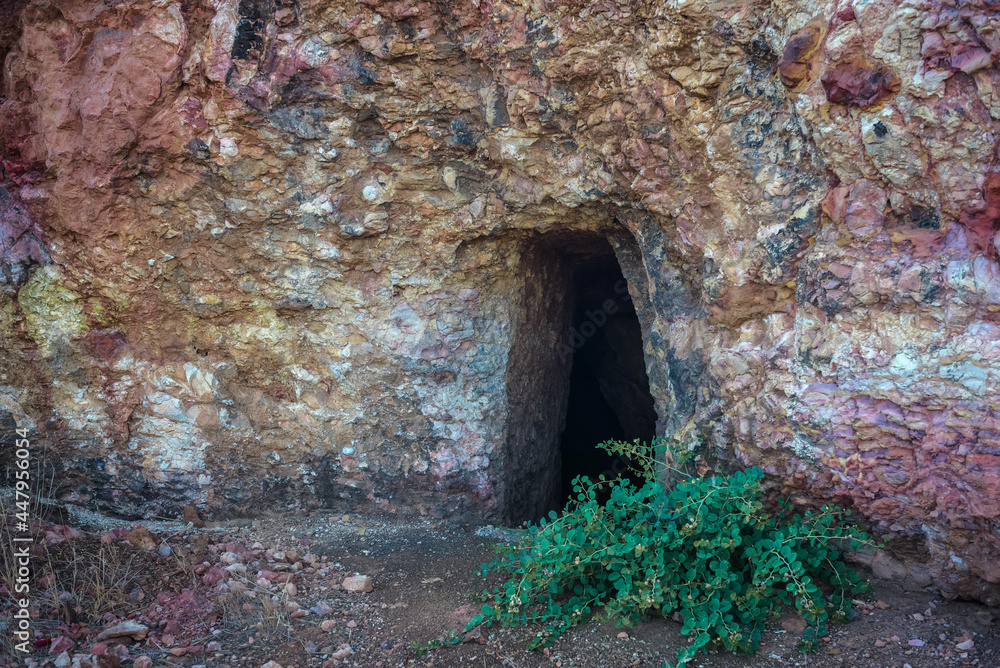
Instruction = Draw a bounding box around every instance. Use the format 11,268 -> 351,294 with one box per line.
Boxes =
5,510 -> 998,668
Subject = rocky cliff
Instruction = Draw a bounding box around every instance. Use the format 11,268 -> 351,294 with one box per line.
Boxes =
2,0 -> 1000,603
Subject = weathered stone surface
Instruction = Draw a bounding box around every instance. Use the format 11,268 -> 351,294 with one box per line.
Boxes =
2,0 -> 1000,604
341,575 -> 373,593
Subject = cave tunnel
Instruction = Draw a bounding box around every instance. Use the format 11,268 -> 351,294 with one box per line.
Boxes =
558,252 -> 658,505
504,233 -> 658,524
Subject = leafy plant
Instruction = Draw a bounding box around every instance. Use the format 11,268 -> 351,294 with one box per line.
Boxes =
425,437 -> 872,667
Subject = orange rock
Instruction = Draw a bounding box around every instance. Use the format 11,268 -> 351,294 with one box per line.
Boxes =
125,527 -> 158,551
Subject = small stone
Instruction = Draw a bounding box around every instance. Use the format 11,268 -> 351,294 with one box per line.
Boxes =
321,620 -> 336,632
890,636 -> 900,643
125,527 -> 158,550
182,505 -> 205,527
346,620 -> 358,629
617,631 -> 629,639
342,575 -> 373,593
203,566 -> 230,586
170,647 -> 187,656
874,640 -> 886,647
290,610 -> 307,618
261,662 -> 283,668
908,639 -> 925,647
206,642 -> 222,652
463,626 -> 484,644
331,646 -> 351,659
49,636 -> 74,655
912,613 -> 925,621
957,639 -> 975,651
874,600 -> 890,610
284,582 -> 298,597
219,551 -> 242,565
779,614 -> 808,633
311,601 -> 334,615
97,621 -> 149,641
827,648 -> 842,655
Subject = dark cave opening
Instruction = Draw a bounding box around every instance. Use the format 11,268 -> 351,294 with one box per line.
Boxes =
557,254 -> 658,505
503,233 -> 658,524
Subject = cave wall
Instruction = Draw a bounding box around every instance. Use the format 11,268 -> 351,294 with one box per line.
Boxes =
2,0 -> 1000,602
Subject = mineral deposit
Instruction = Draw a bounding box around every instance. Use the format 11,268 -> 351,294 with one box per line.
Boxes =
2,0 -> 1000,603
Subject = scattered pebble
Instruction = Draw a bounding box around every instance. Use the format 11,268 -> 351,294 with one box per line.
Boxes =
342,574 -> 373,593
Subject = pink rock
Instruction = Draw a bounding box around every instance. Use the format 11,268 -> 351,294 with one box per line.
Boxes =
49,636 -> 74,655
202,566 -> 230,586
921,32 -> 947,58
952,48 -> 992,74
258,570 -> 293,583
822,59 -> 901,107
844,179 -> 887,238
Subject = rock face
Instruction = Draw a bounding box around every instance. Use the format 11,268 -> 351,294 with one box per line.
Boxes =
1,0 -> 1000,602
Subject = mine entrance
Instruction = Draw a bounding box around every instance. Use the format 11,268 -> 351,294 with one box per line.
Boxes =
558,252 -> 657,504
504,234 -> 657,524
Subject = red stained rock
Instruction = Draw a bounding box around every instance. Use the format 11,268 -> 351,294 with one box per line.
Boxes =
49,636 -> 74,655
959,170 -> 1000,256
844,179 -> 888,238
951,48 -> 992,75
4,0 -> 1000,611
202,566 -> 230,586
777,22 -> 824,88
822,59 -> 901,107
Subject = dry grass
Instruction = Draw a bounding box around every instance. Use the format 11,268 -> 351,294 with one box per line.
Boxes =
215,577 -> 293,642
37,538 -> 143,624
0,514 -> 23,658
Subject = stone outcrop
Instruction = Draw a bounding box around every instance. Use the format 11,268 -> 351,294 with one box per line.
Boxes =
2,0 -> 1000,603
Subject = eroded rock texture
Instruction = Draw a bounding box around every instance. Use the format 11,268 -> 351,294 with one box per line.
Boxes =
2,0 -> 1000,602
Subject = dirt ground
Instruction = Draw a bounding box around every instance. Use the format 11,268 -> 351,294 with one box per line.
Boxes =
5,509 -> 999,668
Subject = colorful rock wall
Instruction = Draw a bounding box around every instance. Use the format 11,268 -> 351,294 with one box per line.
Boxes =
2,0 -> 1000,603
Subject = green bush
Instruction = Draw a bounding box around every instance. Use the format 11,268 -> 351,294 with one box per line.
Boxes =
438,438 -> 873,667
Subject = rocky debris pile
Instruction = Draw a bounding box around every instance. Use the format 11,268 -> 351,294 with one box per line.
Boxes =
9,515 -> 377,668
